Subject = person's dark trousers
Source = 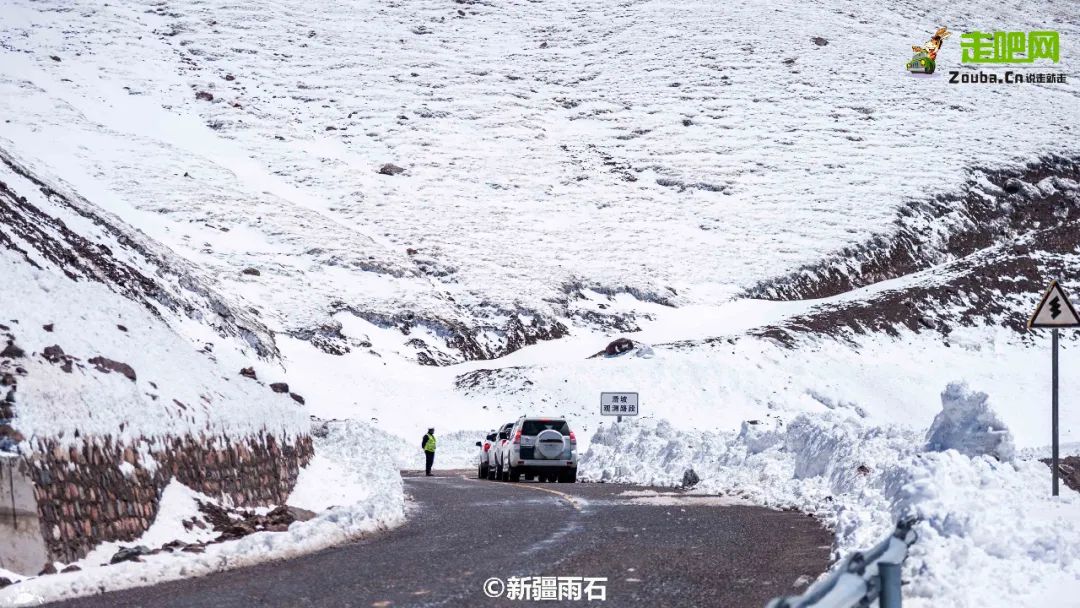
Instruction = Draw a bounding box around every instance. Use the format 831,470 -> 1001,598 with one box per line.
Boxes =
425,451 -> 435,476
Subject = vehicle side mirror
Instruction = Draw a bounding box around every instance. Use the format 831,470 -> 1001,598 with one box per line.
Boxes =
475,441 -> 482,447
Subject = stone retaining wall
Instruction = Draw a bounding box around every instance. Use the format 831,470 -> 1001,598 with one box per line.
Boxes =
16,432 -> 313,568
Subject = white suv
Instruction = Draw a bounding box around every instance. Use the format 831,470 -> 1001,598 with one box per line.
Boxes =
500,417 -> 577,483
489,422 -> 514,480
475,430 -> 497,479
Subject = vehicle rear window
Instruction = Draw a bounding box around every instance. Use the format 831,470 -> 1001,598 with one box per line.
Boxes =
522,420 -> 570,436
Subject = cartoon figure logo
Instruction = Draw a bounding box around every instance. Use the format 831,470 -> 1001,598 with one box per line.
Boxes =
907,26 -> 951,74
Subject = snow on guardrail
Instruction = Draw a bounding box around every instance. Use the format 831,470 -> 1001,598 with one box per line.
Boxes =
767,518 -> 918,608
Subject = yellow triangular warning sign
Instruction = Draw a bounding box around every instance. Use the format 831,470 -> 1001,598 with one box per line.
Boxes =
1029,280 -> 1080,328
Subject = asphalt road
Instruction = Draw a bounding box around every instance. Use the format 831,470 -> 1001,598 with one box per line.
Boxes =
45,471 -> 832,608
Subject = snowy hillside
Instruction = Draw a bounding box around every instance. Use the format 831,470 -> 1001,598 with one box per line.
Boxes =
0,149 -> 306,443
2,0 -> 1077,470
2,0 -> 1079,604
1,0 -> 1077,367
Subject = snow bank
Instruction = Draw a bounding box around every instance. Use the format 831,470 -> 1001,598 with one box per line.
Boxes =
925,383 -> 1015,462
580,385 -> 1080,607
313,419 -> 482,471
0,421 -> 405,607
295,419 -> 405,511
405,429 -> 486,471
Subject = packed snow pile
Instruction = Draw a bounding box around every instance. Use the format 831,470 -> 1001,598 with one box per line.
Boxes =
580,384 -> 1080,607
925,383 -> 1015,462
293,419 -> 406,512
312,419 -> 480,471
401,429 -> 488,471
0,420 -> 405,606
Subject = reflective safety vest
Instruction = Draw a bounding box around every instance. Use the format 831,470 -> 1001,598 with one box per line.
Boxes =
424,434 -> 437,452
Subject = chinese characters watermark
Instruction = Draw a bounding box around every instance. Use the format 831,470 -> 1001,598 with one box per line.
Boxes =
483,576 -> 608,601
960,31 -> 1060,64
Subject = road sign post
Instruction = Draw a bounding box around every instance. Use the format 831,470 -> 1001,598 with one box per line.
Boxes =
1027,280 -> 1080,497
1053,327 -> 1059,496
600,392 -> 639,423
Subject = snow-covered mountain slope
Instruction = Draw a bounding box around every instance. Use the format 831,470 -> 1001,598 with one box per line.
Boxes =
1,0 -> 1077,459
2,0 -> 1079,604
2,0 -> 1077,366
0,147 -> 307,443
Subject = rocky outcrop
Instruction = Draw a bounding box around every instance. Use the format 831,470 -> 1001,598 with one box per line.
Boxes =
344,307 -> 568,366
747,156 -> 1080,304
734,156 -> 1080,346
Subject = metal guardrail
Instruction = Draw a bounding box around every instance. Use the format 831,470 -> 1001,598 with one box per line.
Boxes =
767,517 -> 919,608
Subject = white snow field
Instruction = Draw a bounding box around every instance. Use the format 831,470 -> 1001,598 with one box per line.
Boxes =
1,0 -> 1078,362
2,0 -> 1080,605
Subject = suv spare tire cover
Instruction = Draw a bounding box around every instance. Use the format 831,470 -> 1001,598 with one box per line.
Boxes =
535,429 -> 566,459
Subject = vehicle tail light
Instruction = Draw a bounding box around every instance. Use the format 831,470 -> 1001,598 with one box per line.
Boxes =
483,442 -> 490,452
569,431 -> 577,443
513,429 -> 522,444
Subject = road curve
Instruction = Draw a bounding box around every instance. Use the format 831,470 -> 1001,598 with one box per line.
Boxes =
44,472 -> 832,608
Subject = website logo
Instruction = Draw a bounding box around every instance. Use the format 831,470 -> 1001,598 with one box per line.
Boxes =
906,27 -> 1066,84
951,30 -> 1064,84
960,31 -> 1060,64
906,26 -> 951,74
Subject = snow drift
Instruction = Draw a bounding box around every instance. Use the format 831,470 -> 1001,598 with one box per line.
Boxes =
580,384 -> 1080,607
925,383 -> 1015,462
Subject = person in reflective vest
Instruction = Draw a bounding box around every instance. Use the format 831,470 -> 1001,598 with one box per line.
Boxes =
422,427 -> 436,476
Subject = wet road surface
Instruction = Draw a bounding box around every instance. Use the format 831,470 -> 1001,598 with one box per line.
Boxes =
45,471 -> 832,608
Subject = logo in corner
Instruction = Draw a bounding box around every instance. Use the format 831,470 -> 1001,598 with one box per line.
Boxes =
906,26 -> 951,75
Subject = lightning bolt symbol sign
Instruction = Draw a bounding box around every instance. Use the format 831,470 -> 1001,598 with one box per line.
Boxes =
1050,296 -> 1062,319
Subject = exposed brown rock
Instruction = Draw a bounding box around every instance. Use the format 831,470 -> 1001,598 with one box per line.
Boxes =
88,356 -> 136,381
110,545 -> 150,564
1042,456 -> 1080,493
0,340 -> 24,358
605,337 -> 634,356
41,345 -> 65,363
